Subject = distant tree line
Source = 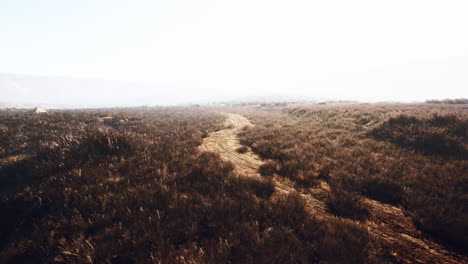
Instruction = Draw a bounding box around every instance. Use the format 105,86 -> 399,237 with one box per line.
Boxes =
426,98 -> 468,104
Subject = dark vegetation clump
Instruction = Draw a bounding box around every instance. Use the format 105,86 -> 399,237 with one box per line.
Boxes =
238,104 -> 467,255
258,159 -> 278,177
360,176 -> 404,205
0,107 -> 383,263
370,114 -> 467,157
236,145 -> 249,153
405,161 -> 468,254
326,178 -> 370,221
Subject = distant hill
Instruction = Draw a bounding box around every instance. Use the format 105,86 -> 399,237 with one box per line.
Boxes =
207,95 -> 320,106
0,73 -> 179,108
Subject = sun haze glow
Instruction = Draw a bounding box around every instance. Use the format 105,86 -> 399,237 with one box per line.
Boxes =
0,0 -> 467,105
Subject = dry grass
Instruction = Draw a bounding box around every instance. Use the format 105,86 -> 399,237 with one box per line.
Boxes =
239,103 -> 468,255
0,107 -> 387,263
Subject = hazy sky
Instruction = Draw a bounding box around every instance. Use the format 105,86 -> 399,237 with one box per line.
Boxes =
1,0 -> 467,104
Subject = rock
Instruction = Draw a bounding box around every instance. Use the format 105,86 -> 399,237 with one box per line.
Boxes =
31,107 -> 47,114
98,116 -> 113,123
365,121 -> 376,126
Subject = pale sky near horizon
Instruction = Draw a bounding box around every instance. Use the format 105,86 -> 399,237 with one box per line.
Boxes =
1,0 -> 467,104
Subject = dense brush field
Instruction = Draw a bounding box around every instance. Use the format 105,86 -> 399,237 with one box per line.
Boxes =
239,104 -> 468,256
0,104 -> 467,263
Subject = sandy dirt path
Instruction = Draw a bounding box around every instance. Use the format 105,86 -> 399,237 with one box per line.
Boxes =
199,113 -> 263,178
199,113 -> 467,264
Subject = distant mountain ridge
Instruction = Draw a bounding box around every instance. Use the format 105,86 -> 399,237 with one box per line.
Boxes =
0,73 -> 180,108
0,73 -> 330,108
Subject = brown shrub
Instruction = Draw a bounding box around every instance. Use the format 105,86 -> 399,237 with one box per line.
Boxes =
258,160 -> 278,176
361,176 -> 404,205
405,162 -> 468,254
315,218 -> 374,264
236,145 -> 249,153
326,184 -> 370,221
370,114 -> 467,158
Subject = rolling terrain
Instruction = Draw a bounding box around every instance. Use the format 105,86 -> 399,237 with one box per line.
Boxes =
201,112 -> 467,264
0,104 -> 466,263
